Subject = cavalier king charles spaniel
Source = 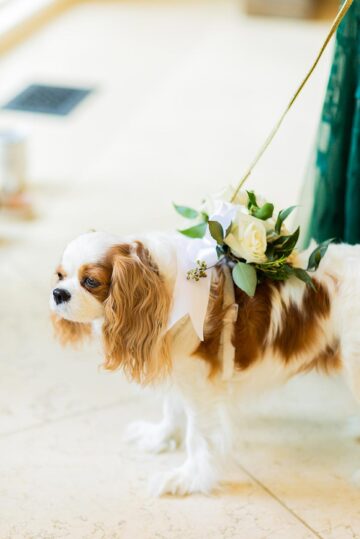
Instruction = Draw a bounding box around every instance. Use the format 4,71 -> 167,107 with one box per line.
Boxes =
50,230 -> 360,496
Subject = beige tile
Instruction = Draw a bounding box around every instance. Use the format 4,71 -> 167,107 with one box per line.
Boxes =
236,377 -> 360,539
0,307 -> 142,435
0,402 -> 316,539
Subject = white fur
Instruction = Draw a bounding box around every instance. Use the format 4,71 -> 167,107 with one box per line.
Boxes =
50,231 -> 119,322
51,233 -> 360,496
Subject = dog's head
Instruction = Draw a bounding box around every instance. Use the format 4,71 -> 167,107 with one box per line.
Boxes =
50,231 -> 171,384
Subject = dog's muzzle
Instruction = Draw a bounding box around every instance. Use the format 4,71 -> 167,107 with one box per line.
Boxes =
53,288 -> 71,305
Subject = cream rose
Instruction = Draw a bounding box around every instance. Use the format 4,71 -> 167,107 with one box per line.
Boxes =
225,212 -> 268,263
201,186 -> 250,215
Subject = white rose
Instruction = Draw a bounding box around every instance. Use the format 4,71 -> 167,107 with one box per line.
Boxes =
201,186 -> 250,215
225,212 -> 267,264
264,216 -> 276,233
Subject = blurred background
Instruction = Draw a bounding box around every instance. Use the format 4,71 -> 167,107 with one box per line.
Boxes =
0,0 -> 339,229
1,1 -> 360,538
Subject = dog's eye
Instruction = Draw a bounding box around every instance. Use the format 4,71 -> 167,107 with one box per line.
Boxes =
57,272 -> 63,281
83,277 -> 100,289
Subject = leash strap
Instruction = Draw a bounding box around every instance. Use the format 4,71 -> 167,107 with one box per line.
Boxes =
231,0 -> 355,200
221,266 -> 238,381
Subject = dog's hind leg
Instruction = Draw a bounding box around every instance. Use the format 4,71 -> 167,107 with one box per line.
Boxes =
342,334 -> 360,403
340,339 -> 360,485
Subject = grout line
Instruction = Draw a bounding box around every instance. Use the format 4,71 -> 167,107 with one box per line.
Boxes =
0,398 -> 128,439
0,400 -> 332,538
237,462 -> 324,539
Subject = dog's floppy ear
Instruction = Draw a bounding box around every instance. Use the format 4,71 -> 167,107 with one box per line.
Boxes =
51,313 -> 92,346
102,242 -> 171,384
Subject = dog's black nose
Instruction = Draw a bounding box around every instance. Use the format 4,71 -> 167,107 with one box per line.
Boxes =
53,288 -> 71,305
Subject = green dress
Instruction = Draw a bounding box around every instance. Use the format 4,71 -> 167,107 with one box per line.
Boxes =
303,0 -> 359,246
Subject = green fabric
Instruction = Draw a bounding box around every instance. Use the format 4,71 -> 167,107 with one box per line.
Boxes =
304,0 -> 360,246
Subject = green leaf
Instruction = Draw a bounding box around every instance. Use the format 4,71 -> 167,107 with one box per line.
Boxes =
293,268 -> 317,290
277,264 -> 295,279
253,203 -> 274,221
208,220 -> 224,245
232,262 -> 257,297
275,206 -> 297,234
258,263 -> 294,281
173,203 -> 199,220
178,222 -> 207,239
307,239 -> 334,271
265,243 -> 276,261
275,226 -> 300,256
246,191 -> 258,209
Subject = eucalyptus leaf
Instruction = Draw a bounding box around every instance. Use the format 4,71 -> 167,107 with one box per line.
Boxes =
277,226 -> 300,255
232,262 -> 257,297
247,191 -> 258,209
275,206 -> 297,234
253,203 -> 274,221
257,263 -> 294,281
294,268 -> 317,290
272,230 -> 296,250
178,222 -> 207,239
307,239 -> 334,271
173,203 -> 199,220
265,243 -> 276,261
208,220 -> 224,245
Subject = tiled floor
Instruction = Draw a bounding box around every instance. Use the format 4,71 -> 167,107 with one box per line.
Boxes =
1,1 -> 359,538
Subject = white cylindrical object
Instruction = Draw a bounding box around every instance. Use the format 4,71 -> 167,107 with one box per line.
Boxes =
0,130 -> 27,196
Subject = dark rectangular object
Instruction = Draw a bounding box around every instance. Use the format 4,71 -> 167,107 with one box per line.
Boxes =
2,84 -> 93,116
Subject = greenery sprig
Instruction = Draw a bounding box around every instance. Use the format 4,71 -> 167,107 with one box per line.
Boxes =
174,191 -> 333,297
170,0 -> 353,297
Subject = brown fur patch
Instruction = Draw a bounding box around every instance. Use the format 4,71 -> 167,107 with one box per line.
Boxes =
194,273 -> 279,375
102,241 -> 171,384
50,312 -> 91,346
272,279 -> 331,362
232,280 -> 274,371
193,268 -> 226,377
195,273 -> 274,375
78,263 -> 113,303
78,245 -> 134,303
195,272 -> 336,377
297,341 -> 342,375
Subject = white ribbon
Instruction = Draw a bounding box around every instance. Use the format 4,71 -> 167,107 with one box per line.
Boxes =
168,200 -> 237,341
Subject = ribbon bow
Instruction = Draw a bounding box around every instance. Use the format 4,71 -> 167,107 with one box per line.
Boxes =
168,201 -> 236,340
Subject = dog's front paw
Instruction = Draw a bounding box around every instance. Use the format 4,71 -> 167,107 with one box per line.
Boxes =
149,464 -> 216,497
124,420 -> 179,454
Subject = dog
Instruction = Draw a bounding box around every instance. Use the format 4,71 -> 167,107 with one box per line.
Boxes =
50,230 -> 360,496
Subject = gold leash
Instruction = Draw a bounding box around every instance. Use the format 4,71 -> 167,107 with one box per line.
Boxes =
231,0 -> 355,202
